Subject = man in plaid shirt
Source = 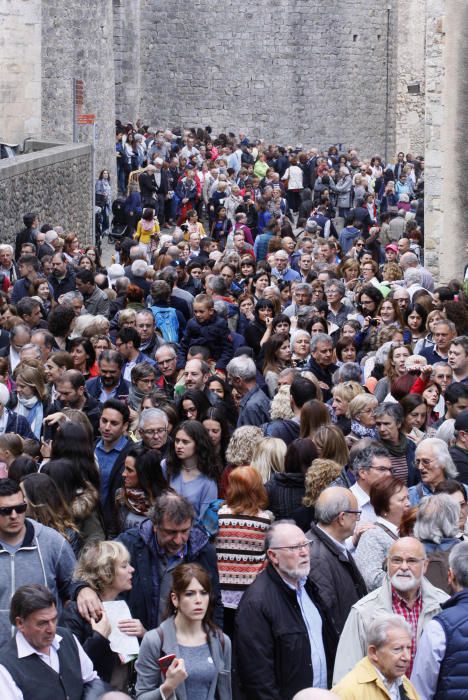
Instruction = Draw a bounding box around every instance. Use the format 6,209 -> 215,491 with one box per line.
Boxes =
333,537 -> 449,684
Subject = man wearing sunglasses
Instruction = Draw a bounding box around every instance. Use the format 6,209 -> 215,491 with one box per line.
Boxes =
0,479 -> 77,649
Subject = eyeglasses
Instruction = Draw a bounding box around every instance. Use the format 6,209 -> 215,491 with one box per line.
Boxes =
415,458 -> 436,467
141,428 -> 167,437
369,466 -> 395,474
342,510 -> 362,519
0,503 -> 27,517
389,557 -> 425,566
269,540 -> 312,552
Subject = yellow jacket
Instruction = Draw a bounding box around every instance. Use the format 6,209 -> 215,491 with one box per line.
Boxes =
134,218 -> 160,245
332,657 -> 420,700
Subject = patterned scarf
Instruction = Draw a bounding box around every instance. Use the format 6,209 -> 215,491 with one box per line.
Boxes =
350,420 -> 378,439
116,488 -> 152,516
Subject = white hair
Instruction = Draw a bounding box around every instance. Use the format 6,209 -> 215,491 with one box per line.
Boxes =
367,613 -> 412,649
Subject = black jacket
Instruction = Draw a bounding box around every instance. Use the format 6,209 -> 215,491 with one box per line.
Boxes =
450,445 -> 468,484
48,268 -> 76,300
60,602 -> 116,682
307,358 -> 338,402
306,523 -> 367,645
234,564 -> 334,700
266,472 -> 305,520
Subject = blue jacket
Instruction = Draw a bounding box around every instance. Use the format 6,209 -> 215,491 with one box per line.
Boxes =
433,589 -> 468,700
176,313 -> 234,370
117,520 -> 223,630
85,376 -> 129,403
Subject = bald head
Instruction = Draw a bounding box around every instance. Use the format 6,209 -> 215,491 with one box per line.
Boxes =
388,536 -> 425,560
387,537 -> 427,594
399,252 -> 418,270
293,691 -> 340,700
265,521 -> 311,585
314,487 -> 358,541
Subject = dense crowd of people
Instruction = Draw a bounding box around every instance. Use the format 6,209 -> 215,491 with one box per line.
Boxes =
0,124 -> 468,699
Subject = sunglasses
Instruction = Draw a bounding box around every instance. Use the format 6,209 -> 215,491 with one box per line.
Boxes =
0,503 -> 27,517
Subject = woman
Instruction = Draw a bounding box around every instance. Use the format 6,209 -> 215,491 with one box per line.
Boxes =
335,337 -> 358,365
163,421 -> 219,518
0,383 -> 36,439
339,258 -> 361,298
293,458 -> 344,532
49,422 -> 101,490
248,271 -> 271,302
115,446 -> 168,532
42,457 -> 104,546
375,298 -> 405,330
204,376 -> 238,427
347,394 -> 379,445
202,406 -> 232,475
400,394 -> 427,444
330,381 -> 365,436
413,309 -> 447,355
265,438 -> 319,520
47,305 -> 76,350
408,437 -> 458,505
300,399 -> 331,439
355,285 -> 384,354
32,278 -> 54,316
354,476 -> 410,591
84,246 -> 105,273
405,303 -> 428,348
0,433 -> 24,476
44,350 -> 74,402
420,380 -> 442,428
177,389 -> 211,423
220,425 -> 264,497
215,467 -> 274,636
63,541 -> 144,686
262,333 -> 292,398
21,472 -> 82,555
13,362 -> 47,439
67,336 -> 98,380
373,344 -> 412,402
251,437 -> 286,483
78,254 -> 95,272
236,293 -> 255,336
307,316 -> 329,336
63,233 -> 81,266
313,424 -> 350,466
95,170 -> 112,234
135,562 -> 231,700
374,402 -> 419,486
244,299 -> 275,357
290,329 -> 311,368
281,156 -> 304,213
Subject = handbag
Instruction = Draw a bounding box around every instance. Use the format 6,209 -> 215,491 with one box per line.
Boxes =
95,193 -> 107,208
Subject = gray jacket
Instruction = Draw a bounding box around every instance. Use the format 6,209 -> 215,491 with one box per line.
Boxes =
0,518 -> 76,648
135,616 -> 231,700
333,575 -> 449,684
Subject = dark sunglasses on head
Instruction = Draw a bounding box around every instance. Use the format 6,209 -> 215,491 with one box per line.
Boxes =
0,503 -> 27,517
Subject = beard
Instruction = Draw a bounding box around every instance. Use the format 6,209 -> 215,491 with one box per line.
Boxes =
391,571 -> 421,592
280,561 -> 310,582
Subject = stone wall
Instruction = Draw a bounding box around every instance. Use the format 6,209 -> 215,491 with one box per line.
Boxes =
113,0 -> 141,125
0,0 -> 42,143
0,142 -> 93,245
135,0 -> 395,155
40,0 -> 116,181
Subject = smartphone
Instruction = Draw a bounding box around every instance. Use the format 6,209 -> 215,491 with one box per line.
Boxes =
158,654 -> 176,676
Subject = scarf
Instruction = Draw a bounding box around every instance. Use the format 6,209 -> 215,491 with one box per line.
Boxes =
128,383 -> 146,411
116,487 -> 151,516
382,432 -> 408,457
350,420 -> 378,439
0,410 -> 8,435
16,396 -> 43,438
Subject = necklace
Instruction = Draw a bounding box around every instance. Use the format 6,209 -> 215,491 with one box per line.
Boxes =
182,465 -> 197,472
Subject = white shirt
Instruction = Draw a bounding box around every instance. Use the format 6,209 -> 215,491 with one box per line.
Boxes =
0,631 -> 98,700
350,481 -> 377,524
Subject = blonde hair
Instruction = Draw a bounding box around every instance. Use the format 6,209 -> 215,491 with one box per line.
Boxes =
13,362 -> 47,401
270,385 -> 295,420
302,459 -> 343,507
74,541 -> 130,595
225,426 -> 264,466
118,308 -> 138,327
251,437 -> 286,483
313,425 -> 350,466
332,381 -> 365,416
348,393 -> 378,420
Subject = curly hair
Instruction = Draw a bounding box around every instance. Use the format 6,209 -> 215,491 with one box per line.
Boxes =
166,420 -> 218,479
74,541 -> 130,595
270,384 -> 295,420
302,459 -> 343,507
225,426 -> 264,466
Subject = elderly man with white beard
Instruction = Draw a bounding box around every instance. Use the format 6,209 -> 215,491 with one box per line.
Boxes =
333,537 -> 448,684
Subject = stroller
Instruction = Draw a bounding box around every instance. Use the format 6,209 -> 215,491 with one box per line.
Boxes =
108,197 -> 131,243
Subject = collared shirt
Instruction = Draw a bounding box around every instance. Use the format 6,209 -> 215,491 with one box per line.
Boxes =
0,631 -> 97,700
411,618 -> 446,699
284,577 -> 327,689
350,481 -> 377,524
374,666 -> 405,700
316,525 -> 348,559
391,586 -> 423,675
95,435 -> 128,504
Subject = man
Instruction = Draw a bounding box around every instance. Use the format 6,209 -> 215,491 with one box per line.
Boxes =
420,319 -> 457,365
437,383 -> 468,425
94,399 -> 132,533
182,357 -> 211,392
48,370 -> 101,438
14,213 -> 38,261
75,268 -> 110,316
264,376 -> 316,444
0,244 -> 18,284
318,240 -> 340,266
0,584 -> 104,699
449,410 -> 468,483
448,336 -> 468,384
271,250 -> 301,282
0,324 -> 31,372
137,408 -> 171,457
152,157 -> 169,225
308,333 -> 338,402
48,252 -> 76,300
86,349 -> 129,404
29,330 -> 54,363
115,327 -> 155,382
37,229 -> 58,259
136,309 -> 162,359
10,255 -> 40,305
16,298 -> 45,331
283,283 -> 313,318
333,614 -> 419,699
293,692 -> 339,700
339,214 -> 361,254
234,521 -> 333,699
324,280 -> 349,328
411,541 -> 468,699
307,488 -> 367,644
391,286 -> 411,312
397,237 -> 411,256
333,537 -> 448,683
0,479 -> 78,648
227,355 -> 271,427
155,343 -> 178,398
399,251 -> 434,292
350,444 -> 393,524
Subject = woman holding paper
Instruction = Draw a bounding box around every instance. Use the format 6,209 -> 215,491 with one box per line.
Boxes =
135,562 -> 231,699
61,540 -> 145,688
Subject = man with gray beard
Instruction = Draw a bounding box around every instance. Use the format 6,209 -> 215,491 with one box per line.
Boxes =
333,537 -> 448,684
234,521 -> 334,699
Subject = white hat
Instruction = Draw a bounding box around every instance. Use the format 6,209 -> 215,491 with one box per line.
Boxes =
0,383 -> 10,407
108,263 -> 125,280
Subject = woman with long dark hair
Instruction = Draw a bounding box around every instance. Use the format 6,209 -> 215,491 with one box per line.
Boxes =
202,406 -> 232,474
177,389 -> 211,423
204,376 -> 238,426
49,422 -> 100,490
163,421 -> 219,518
244,298 -> 275,357
265,438 -> 319,519
262,332 -> 292,398
136,562 -> 231,699
67,336 -> 98,379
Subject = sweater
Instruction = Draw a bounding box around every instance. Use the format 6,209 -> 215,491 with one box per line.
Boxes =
354,520 -> 398,592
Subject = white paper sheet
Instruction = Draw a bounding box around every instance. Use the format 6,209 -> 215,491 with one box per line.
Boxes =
102,600 -> 140,662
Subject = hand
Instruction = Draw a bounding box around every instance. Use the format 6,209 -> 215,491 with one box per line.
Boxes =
77,587 -> 103,623
363,316 -> 372,329
420,365 -> 433,377
163,658 -> 188,694
40,439 -> 52,460
265,316 -> 273,327
43,412 -> 67,427
290,315 -> 298,331
352,522 -> 375,547
117,618 -> 146,637
91,610 -> 111,639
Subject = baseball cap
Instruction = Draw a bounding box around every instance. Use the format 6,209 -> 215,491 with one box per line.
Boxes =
385,244 -> 398,253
